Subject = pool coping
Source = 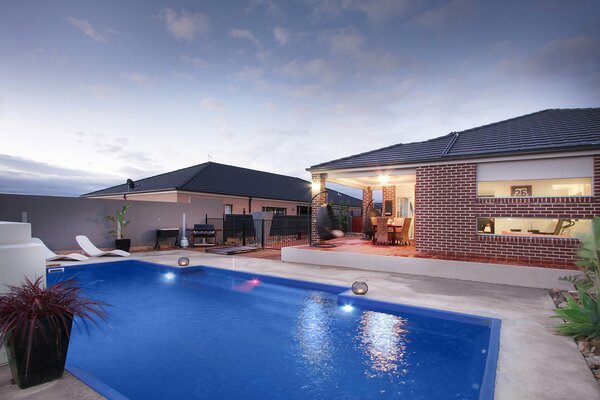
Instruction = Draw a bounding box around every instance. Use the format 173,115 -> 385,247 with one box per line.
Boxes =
47,259 -> 501,400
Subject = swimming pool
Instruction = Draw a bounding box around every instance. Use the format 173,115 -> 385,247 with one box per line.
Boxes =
47,260 -> 500,400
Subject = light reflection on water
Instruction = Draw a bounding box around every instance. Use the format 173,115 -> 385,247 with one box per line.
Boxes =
294,292 -> 334,375
357,311 -> 409,378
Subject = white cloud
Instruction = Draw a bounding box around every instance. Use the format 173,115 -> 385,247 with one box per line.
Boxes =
181,55 -> 209,68
67,17 -> 106,42
86,85 -> 121,98
120,72 -> 152,87
273,27 -> 290,46
279,59 -> 338,83
329,27 -> 364,56
313,0 -> 412,24
235,67 -> 264,81
160,8 -> 209,41
230,28 -> 261,48
199,97 -> 227,110
172,71 -> 194,81
411,0 -> 477,30
528,36 -> 600,80
246,0 -> 283,18
0,154 -> 121,196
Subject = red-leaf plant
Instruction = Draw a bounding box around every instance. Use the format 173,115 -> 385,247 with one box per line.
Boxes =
0,277 -> 109,373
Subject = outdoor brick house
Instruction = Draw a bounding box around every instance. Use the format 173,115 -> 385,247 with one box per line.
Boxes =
307,108 -> 600,268
84,161 -> 362,218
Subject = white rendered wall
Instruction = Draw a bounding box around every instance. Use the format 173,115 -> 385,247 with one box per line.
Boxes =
281,246 -> 572,290
0,222 -> 46,365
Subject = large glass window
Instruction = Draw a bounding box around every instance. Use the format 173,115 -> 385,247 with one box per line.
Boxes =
477,177 -> 592,197
476,217 -> 592,238
477,156 -> 593,198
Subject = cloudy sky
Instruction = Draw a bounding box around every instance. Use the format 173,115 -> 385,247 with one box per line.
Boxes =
1,0 -> 599,197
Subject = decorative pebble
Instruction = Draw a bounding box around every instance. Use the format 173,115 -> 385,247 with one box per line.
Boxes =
586,358 -> 596,369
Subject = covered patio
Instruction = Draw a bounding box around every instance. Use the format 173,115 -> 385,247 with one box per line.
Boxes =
310,167 -> 417,247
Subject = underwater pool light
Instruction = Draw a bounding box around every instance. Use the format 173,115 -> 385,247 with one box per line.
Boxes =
250,278 -> 261,285
342,304 -> 354,312
164,272 -> 176,281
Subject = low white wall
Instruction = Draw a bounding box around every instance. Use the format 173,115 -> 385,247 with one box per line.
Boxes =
0,222 -> 46,365
281,246 -> 572,289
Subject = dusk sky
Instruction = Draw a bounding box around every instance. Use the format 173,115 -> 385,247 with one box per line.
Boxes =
1,0 -> 599,197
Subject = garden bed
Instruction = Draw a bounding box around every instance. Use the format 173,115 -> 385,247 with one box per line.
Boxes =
550,288 -> 600,385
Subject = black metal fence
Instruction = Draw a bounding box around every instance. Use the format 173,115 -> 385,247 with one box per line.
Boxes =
207,214 -> 311,249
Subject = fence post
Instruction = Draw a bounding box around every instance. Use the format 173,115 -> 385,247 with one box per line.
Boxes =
261,219 -> 265,248
242,209 -> 246,246
205,213 -> 208,224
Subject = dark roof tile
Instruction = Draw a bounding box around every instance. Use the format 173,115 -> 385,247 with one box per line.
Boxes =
310,108 -> 600,170
83,162 -> 362,207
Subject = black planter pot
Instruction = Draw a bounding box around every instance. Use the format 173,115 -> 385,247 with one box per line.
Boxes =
4,316 -> 73,389
115,239 -> 131,252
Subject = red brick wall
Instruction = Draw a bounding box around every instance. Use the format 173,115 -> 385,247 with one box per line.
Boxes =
382,185 -> 396,216
415,155 -> 600,268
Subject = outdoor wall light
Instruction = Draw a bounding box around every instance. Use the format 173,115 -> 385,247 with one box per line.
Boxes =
352,278 -> 368,295
311,181 -> 321,192
379,175 -> 389,186
178,257 -> 190,267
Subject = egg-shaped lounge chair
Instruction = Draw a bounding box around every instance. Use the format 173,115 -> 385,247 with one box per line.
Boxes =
315,204 -> 344,247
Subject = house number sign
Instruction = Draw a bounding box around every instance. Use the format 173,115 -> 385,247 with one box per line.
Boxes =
511,185 -> 532,197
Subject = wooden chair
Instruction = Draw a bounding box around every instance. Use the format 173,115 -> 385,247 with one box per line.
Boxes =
397,218 -> 412,246
390,218 -> 405,245
374,218 -> 389,245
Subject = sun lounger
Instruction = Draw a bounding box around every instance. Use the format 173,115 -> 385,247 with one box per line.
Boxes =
31,237 -> 89,261
76,235 -> 130,257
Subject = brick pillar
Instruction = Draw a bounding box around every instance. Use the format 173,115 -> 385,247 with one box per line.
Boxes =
382,185 -> 396,217
362,187 -> 373,215
311,173 -> 327,245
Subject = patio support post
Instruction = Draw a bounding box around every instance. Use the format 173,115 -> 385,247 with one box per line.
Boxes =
310,173 -> 327,246
362,186 -> 373,237
382,185 -> 396,217
362,186 -> 372,215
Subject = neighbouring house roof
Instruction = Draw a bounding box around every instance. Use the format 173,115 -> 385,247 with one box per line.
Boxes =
83,162 -> 362,207
309,108 -> 600,171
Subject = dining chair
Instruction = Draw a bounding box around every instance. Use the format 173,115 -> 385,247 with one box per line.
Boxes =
374,218 -> 389,245
398,218 -> 412,246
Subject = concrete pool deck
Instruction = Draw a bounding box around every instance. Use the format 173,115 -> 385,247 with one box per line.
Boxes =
2,250 -> 599,399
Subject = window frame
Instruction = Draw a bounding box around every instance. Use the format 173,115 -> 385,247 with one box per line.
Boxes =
475,156 -> 594,199
475,216 -> 589,239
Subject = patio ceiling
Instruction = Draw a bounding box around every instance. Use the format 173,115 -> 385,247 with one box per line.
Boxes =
326,168 -> 416,189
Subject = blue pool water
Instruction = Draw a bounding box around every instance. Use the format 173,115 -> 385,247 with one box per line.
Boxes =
47,261 -> 499,400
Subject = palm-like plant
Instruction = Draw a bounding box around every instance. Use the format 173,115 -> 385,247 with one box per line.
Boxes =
554,217 -> 600,339
106,203 -> 131,239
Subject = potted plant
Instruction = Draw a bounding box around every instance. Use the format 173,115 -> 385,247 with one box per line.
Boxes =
106,203 -> 131,251
0,277 -> 108,389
